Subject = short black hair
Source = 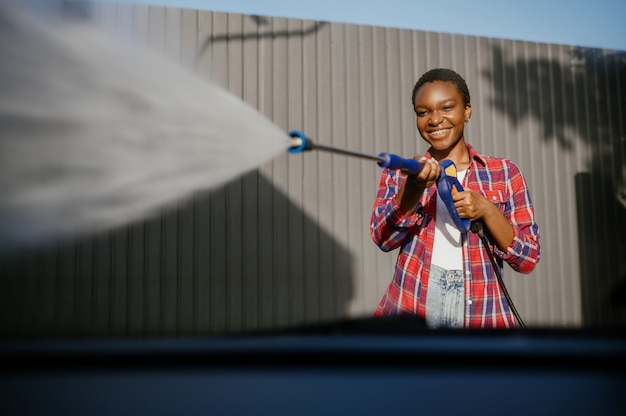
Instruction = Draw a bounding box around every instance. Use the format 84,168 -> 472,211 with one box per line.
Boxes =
411,68 -> 471,107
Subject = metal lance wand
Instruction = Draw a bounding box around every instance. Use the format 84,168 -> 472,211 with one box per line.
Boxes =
287,130 -> 471,232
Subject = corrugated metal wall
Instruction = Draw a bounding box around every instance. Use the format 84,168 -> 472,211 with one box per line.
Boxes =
1,2 -> 624,336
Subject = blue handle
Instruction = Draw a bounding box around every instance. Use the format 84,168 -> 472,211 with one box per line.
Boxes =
437,160 -> 471,233
377,153 -> 424,174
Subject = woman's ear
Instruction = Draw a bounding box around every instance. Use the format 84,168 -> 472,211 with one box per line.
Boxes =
464,104 -> 472,122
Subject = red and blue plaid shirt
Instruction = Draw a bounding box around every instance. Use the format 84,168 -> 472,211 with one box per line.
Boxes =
371,144 -> 540,328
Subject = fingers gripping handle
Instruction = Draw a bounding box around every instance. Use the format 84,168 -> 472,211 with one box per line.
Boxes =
377,153 -> 424,174
378,154 -> 471,233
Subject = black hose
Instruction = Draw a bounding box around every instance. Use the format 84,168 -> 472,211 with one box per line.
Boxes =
470,221 -> 526,328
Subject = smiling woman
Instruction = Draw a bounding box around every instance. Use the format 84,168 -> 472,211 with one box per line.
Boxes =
371,68 -> 541,329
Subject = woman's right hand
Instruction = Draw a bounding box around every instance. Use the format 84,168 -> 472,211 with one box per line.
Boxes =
396,156 -> 439,214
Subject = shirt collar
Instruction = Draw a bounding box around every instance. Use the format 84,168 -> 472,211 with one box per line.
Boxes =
424,143 -> 487,166
466,143 -> 487,167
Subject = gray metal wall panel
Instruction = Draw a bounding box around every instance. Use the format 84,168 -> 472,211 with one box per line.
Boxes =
1,2 -> 624,336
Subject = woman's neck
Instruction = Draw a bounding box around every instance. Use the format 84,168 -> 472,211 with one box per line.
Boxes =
429,140 -> 470,170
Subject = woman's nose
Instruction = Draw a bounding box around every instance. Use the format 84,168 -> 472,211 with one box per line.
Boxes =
428,111 -> 441,125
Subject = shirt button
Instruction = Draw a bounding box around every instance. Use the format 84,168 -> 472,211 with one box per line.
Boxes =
467,299 -> 473,305
492,195 -> 497,201
465,270 -> 471,275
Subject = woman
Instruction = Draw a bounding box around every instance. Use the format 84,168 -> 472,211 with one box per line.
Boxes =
370,68 -> 540,328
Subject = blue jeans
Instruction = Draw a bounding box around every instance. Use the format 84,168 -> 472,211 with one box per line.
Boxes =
425,264 -> 465,328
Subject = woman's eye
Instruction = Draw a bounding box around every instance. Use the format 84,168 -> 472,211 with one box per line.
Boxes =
416,111 -> 427,117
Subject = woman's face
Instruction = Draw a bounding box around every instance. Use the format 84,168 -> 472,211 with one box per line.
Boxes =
413,81 -> 471,156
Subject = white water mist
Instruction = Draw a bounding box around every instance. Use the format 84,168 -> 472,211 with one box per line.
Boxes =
0,2 -> 290,255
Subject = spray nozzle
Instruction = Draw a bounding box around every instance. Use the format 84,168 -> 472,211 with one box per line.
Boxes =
288,130 -> 313,154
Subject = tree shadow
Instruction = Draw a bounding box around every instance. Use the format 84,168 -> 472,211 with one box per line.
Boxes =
483,45 -> 626,328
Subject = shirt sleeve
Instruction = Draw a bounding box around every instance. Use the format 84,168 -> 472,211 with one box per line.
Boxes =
370,169 -> 423,252
497,162 -> 541,274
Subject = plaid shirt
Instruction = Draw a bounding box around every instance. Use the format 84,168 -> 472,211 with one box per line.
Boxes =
371,144 -> 540,328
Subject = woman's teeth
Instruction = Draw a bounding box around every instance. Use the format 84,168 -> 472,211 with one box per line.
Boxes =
430,128 -> 449,137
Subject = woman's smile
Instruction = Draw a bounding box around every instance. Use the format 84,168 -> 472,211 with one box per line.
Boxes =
426,127 -> 452,138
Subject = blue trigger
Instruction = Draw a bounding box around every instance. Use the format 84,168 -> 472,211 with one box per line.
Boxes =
437,160 -> 471,233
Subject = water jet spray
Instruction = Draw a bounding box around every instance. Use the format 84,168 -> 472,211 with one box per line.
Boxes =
288,130 -> 471,232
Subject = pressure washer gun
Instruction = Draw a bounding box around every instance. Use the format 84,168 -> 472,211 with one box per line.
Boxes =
288,130 -> 471,232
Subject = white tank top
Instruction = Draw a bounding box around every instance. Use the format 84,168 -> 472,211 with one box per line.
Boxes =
431,168 -> 467,271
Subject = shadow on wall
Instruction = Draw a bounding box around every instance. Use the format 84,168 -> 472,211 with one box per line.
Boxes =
0,172 -> 354,337
199,18 -> 328,55
484,45 -> 626,328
